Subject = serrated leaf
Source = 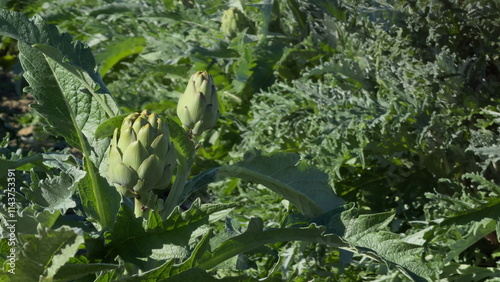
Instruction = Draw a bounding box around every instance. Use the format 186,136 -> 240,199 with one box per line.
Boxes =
427,179 -> 500,228
54,262 -> 119,281
217,149 -> 344,218
150,244 -> 189,261
19,42 -> 91,150
0,9 -> 122,229
41,152 -> 81,170
0,10 -> 119,118
441,262 -> 500,282
21,167 -> 85,213
33,43 -> 106,93
105,199 -> 235,266
7,226 -> 84,281
463,173 -> 500,196
333,207 -> 434,281
171,231 -> 213,277
196,217 -> 347,271
342,210 -> 395,242
0,206 -> 60,235
439,197 -> 500,227
0,10 -> 117,111
444,218 -> 496,264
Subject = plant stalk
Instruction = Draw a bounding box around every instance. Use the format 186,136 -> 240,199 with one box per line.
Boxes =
134,193 -> 150,218
161,155 -> 194,219
134,197 -> 144,218
161,135 -> 200,219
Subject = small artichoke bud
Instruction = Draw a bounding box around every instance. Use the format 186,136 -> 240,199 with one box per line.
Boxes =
177,71 -> 220,136
221,8 -> 249,39
108,110 -> 177,197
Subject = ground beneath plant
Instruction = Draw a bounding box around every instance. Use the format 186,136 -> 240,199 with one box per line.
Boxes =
0,71 -> 33,147
0,70 -> 79,156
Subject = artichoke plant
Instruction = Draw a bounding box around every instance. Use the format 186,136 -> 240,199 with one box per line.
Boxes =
221,7 -> 249,39
108,110 -> 176,216
177,71 -> 220,136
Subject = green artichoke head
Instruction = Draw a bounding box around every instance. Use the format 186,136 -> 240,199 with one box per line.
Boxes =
176,71 -> 220,136
221,7 -> 249,39
108,110 -> 176,197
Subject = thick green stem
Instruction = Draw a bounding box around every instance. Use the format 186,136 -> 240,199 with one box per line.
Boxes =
134,197 -> 144,218
161,155 -> 194,219
161,134 -> 200,219
134,193 -> 150,218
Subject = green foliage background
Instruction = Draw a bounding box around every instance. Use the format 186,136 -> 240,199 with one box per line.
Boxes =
0,0 -> 499,280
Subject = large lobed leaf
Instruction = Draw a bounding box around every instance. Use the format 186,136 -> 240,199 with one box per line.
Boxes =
217,149 -> 344,218
0,9 -> 114,101
328,207 -> 435,281
104,199 -> 235,267
126,217 -> 348,280
131,207 -> 433,281
2,226 -> 84,281
21,169 -> 82,213
0,9 -> 121,229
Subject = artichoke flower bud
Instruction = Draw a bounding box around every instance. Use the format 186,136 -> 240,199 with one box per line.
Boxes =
176,71 -> 220,136
108,110 -> 176,197
221,8 -> 249,39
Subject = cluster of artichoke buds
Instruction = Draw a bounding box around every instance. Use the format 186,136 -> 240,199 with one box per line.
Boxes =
221,7 -> 250,39
108,110 -> 176,201
176,71 -> 220,136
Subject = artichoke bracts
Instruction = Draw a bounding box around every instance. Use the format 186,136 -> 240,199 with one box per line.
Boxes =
221,7 -> 249,39
108,110 -> 176,216
176,71 -> 220,136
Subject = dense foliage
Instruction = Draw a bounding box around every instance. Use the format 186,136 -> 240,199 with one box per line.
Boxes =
0,0 -> 499,281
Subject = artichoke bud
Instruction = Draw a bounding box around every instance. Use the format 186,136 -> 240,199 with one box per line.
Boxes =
177,71 -> 220,136
137,123 -> 156,148
156,119 -> 170,143
221,8 -> 249,39
117,127 -> 136,150
111,162 -> 138,189
132,115 -> 147,135
108,110 -> 177,196
150,134 -> 169,158
148,113 -> 159,130
123,112 -> 139,127
154,143 -> 177,190
122,141 -> 149,171
178,88 -> 206,129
